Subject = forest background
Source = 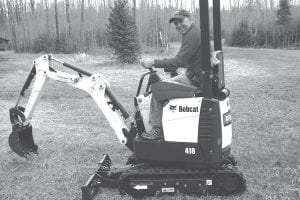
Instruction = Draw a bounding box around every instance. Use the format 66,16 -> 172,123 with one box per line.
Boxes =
0,0 -> 300,54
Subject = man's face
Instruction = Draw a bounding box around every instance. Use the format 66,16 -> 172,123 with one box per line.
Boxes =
173,17 -> 192,34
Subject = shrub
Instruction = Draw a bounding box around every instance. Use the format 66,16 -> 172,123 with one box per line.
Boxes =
32,33 -> 54,53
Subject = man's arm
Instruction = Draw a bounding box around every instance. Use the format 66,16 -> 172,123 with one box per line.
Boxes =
153,26 -> 200,71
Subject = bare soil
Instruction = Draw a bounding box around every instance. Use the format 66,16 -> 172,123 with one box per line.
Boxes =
0,47 -> 299,200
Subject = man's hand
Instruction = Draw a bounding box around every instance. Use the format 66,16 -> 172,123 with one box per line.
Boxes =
211,52 -> 220,65
141,60 -> 154,69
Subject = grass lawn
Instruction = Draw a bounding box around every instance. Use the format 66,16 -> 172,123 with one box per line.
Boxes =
0,46 -> 299,200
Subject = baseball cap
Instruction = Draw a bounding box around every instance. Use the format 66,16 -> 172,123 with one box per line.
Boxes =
169,9 -> 191,23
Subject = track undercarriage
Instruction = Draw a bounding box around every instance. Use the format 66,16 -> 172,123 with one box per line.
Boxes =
82,155 -> 246,200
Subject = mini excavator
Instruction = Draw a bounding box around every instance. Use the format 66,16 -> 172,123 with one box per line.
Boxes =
8,1 -> 246,199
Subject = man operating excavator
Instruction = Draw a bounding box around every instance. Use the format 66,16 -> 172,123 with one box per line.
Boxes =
8,1 -> 246,197
142,9 -> 203,140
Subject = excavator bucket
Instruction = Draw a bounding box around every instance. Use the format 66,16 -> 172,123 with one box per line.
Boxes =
8,107 -> 38,157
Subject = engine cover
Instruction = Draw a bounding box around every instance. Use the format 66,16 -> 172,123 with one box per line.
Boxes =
134,97 -> 232,165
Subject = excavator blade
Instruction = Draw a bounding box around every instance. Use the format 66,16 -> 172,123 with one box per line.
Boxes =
8,107 -> 38,157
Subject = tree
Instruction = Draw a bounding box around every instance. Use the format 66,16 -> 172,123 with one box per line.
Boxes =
277,0 -> 293,48
65,0 -> 71,38
6,0 -> 18,52
277,0 -> 292,26
30,0 -> 35,14
106,0 -> 141,63
79,0 -> 84,51
254,23 -> 267,47
54,0 -> 60,52
133,0 -> 136,24
230,20 -> 252,47
0,1 -> 5,26
45,0 -> 50,35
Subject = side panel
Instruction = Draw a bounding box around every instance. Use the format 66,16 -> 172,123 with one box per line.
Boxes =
219,97 -> 232,148
162,98 -> 203,143
134,98 -> 231,165
134,139 -> 207,165
198,98 -> 223,163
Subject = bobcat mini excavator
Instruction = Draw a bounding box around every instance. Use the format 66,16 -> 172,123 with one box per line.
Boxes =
8,0 -> 246,199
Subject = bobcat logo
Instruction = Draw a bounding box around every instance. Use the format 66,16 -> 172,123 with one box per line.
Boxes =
169,105 -> 177,112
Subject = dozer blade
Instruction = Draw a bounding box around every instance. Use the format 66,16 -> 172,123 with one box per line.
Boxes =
8,107 -> 38,157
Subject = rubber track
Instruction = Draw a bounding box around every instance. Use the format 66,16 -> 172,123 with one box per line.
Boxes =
119,164 -> 246,196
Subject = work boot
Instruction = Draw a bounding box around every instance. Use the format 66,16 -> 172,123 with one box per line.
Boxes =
141,127 -> 163,140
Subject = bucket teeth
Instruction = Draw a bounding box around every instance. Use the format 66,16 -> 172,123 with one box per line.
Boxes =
8,107 -> 38,157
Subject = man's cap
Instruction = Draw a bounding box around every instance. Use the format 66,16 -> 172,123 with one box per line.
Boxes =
169,9 -> 191,23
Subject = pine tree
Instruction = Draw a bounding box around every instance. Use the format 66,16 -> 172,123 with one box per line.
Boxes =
106,0 -> 141,64
276,0 -> 293,48
255,23 -> 266,47
277,0 -> 292,26
230,20 -> 252,47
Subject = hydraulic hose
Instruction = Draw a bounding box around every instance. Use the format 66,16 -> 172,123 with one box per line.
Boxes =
50,55 -> 129,119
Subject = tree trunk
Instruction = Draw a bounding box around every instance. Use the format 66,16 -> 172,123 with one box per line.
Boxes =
155,0 -> 159,47
15,0 -> 21,23
20,0 -> 29,51
80,0 -> 85,51
65,0 -> 71,38
6,0 -> 18,51
30,0 -> 35,14
45,0 -> 50,35
133,0 -> 136,24
54,0 -> 60,52
191,0 -> 195,19
0,1 -> 4,25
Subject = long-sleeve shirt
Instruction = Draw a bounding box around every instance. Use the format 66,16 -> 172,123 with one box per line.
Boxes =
153,23 -> 202,80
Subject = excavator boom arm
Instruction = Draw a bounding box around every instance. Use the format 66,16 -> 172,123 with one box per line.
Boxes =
9,55 -> 130,157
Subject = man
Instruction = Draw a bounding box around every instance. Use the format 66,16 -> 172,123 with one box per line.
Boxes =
141,9 -> 202,140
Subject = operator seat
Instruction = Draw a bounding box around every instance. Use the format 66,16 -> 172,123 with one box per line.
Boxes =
151,81 -> 203,102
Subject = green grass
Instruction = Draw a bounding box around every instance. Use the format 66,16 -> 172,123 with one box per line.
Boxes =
0,47 -> 299,200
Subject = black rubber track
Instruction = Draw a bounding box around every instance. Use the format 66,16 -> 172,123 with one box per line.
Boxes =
119,164 -> 246,197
